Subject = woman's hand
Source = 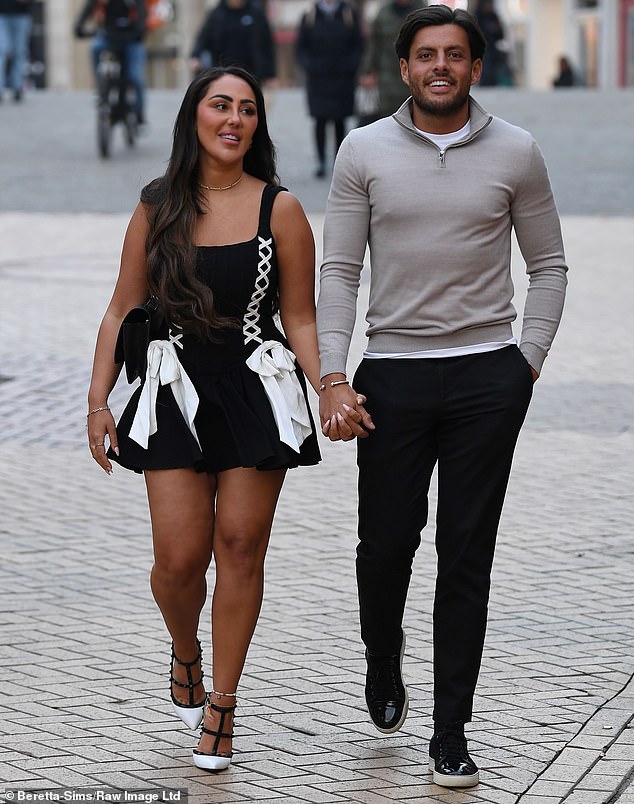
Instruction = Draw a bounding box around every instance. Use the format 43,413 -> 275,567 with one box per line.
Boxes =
87,408 -> 119,474
86,203 -> 150,474
319,381 -> 374,442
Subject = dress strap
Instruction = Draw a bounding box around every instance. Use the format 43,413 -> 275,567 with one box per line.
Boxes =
243,184 -> 287,346
257,184 -> 287,235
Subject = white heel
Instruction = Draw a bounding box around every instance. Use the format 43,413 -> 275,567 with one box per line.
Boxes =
192,692 -> 236,772
172,699 -> 205,730
170,639 -> 206,729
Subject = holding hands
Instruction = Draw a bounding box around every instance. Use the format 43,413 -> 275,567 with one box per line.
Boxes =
319,373 -> 375,442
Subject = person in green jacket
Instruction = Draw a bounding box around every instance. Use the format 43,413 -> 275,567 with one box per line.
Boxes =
357,0 -> 425,120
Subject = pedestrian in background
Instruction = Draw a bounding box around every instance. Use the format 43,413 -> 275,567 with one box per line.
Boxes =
85,66 -> 347,770
317,4 -> 567,788
553,54 -> 575,87
296,0 -> 363,177
474,0 -> 511,86
0,0 -> 33,102
74,0 -> 148,125
190,0 -> 276,85
358,0 -> 425,121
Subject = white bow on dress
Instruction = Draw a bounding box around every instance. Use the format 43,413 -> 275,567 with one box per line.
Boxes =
128,340 -> 200,450
246,340 -> 312,453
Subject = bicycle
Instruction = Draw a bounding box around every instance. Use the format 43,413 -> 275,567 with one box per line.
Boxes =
75,24 -> 140,159
95,43 -> 139,158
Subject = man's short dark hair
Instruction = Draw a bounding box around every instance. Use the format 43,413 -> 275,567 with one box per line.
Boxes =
394,5 -> 486,63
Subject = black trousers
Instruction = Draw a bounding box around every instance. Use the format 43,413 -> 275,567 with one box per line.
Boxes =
315,117 -> 345,163
353,347 -> 534,725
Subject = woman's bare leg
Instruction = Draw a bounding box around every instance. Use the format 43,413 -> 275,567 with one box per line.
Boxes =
145,468 -> 216,703
198,466 -> 285,755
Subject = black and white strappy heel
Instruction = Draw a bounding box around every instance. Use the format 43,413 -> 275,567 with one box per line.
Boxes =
169,639 -> 206,729
192,691 -> 237,771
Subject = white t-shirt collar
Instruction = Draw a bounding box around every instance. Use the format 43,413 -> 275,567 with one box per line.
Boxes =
415,119 -> 471,151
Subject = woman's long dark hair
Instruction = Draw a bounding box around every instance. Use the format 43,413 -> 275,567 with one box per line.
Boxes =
141,66 -> 279,341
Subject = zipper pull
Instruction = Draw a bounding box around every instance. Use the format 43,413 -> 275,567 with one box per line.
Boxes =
439,150 -> 446,167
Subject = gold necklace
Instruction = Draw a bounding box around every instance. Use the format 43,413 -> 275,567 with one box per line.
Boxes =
198,173 -> 243,191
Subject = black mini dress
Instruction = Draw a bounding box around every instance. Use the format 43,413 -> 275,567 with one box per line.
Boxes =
109,184 -> 321,474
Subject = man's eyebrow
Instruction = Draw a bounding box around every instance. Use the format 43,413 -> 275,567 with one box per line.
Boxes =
416,44 -> 467,52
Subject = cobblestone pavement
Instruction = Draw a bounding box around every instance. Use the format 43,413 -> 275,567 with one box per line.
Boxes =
0,88 -> 633,804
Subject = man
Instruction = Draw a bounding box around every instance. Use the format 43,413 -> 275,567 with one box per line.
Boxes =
358,0 -> 425,120
74,0 -> 148,124
317,4 -> 567,789
189,0 -> 276,85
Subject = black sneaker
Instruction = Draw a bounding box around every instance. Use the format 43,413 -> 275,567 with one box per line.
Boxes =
364,628 -> 409,733
429,724 -> 479,788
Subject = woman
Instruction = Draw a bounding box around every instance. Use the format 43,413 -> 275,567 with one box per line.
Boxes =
86,67 -> 355,771
295,0 -> 363,177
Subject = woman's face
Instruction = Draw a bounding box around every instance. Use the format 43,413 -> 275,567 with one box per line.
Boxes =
195,74 -> 259,165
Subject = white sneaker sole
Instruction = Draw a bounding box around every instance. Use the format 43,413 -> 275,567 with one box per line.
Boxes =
428,757 -> 480,787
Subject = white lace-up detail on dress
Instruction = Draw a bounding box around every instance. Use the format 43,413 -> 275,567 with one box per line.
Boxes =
243,236 -> 273,345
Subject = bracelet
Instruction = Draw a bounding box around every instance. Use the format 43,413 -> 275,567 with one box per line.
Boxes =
319,379 -> 349,392
87,406 -> 110,417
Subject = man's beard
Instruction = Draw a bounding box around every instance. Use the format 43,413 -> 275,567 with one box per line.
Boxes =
409,83 -> 470,117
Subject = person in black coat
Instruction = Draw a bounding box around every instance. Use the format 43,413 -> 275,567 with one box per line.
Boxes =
553,55 -> 575,87
296,0 -> 363,177
190,0 -> 276,84
474,0 -> 509,86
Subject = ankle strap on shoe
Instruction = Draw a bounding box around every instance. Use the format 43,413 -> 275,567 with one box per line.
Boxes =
207,691 -> 237,712
208,690 -> 237,713
171,638 -> 202,668
207,700 -> 237,714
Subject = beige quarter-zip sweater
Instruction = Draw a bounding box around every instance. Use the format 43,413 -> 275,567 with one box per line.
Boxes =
317,96 -> 568,376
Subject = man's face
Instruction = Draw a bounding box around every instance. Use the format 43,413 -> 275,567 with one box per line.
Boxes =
400,24 -> 482,131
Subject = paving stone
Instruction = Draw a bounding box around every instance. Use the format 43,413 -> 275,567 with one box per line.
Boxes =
563,792 -> 612,804
577,771 -> 633,790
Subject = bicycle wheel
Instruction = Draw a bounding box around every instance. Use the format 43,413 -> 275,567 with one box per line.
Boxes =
124,84 -> 138,147
125,110 -> 138,147
97,104 -> 112,159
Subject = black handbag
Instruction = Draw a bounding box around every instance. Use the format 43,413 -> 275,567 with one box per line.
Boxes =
114,297 -> 162,384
